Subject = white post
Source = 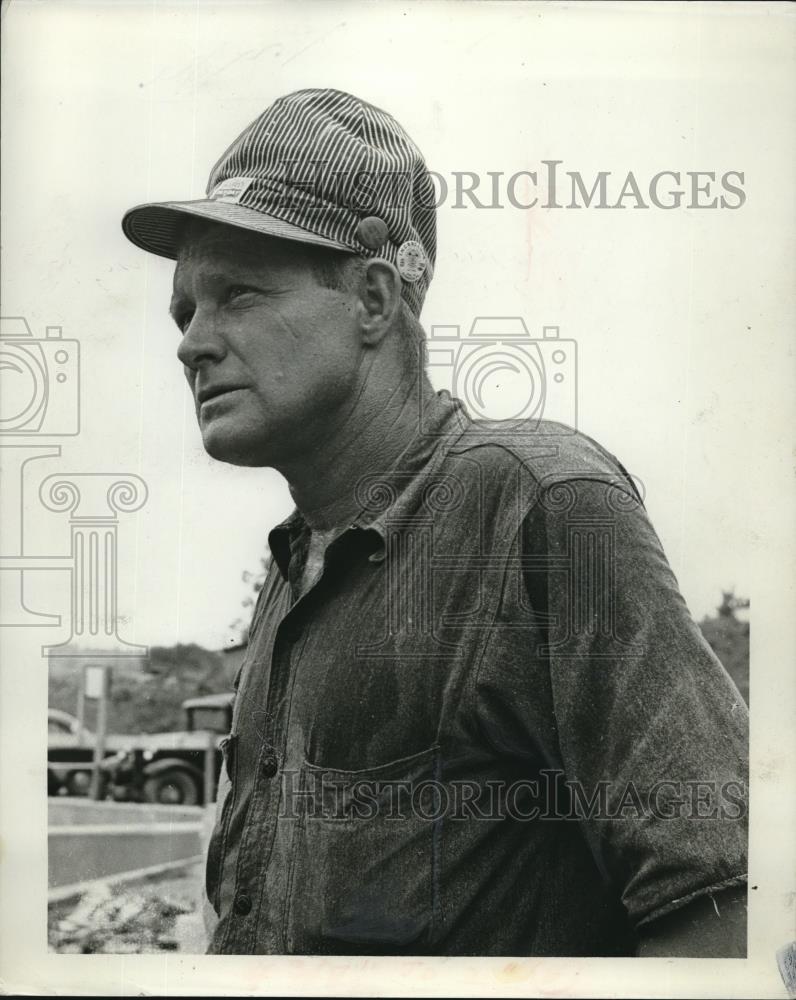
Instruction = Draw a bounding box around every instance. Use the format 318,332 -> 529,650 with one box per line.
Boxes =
86,663 -> 110,800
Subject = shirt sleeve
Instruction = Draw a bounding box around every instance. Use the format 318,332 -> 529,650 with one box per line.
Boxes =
521,472 -> 748,928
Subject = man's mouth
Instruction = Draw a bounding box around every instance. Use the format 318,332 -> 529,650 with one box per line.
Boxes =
197,385 -> 245,406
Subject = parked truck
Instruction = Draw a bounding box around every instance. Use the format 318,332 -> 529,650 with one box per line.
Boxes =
48,692 -> 234,805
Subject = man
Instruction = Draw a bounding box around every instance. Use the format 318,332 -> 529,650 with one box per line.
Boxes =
122,88 -> 748,956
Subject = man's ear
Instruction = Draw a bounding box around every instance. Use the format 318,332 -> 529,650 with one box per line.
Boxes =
356,258 -> 402,346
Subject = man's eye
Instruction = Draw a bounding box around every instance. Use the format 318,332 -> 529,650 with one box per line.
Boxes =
226,285 -> 256,304
177,311 -> 194,333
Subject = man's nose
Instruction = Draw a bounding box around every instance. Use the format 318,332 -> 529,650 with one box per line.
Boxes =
176,309 -> 226,369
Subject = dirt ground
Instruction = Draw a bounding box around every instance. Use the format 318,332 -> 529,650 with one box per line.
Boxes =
49,861 -> 208,954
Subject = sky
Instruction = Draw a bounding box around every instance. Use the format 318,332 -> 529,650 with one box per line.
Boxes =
1,0 -> 793,652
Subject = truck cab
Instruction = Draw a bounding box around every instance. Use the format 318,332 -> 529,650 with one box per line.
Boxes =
182,692 -> 234,735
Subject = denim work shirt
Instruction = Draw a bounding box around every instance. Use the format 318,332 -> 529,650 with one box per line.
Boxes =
206,393 -> 748,955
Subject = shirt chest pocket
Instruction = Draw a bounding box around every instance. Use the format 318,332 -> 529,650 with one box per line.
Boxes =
283,745 -> 441,954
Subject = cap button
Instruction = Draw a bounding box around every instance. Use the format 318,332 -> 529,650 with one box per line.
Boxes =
356,216 -> 389,251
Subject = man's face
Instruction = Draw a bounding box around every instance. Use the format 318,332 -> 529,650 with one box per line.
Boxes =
171,222 -> 361,467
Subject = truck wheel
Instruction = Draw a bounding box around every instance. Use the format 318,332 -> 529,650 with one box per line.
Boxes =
143,768 -> 200,806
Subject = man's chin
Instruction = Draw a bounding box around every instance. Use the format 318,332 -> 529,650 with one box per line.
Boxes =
201,428 -> 275,468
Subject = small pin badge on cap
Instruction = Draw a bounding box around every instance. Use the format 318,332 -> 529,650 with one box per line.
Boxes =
396,240 -> 426,282
356,216 -> 389,251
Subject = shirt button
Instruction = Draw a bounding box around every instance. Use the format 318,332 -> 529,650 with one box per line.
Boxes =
233,891 -> 252,916
261,752 -> 279,778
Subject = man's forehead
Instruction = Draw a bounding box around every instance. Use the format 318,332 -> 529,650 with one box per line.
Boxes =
176,220 -> 286,267
171,222 -> 309,296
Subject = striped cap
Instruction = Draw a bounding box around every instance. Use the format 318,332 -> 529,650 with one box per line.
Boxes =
122,88 -> 437,316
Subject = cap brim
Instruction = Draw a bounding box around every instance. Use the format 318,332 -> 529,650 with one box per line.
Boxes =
121,199 -> 353,259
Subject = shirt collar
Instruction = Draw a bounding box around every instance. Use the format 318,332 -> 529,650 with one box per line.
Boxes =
268,391 -> 470,580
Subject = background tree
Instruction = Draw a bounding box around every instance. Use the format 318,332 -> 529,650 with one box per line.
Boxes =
229,551 -> 272,645
699,590 -> 750,705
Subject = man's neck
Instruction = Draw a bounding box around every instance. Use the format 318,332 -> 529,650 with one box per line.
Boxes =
280,373 -> 437,533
